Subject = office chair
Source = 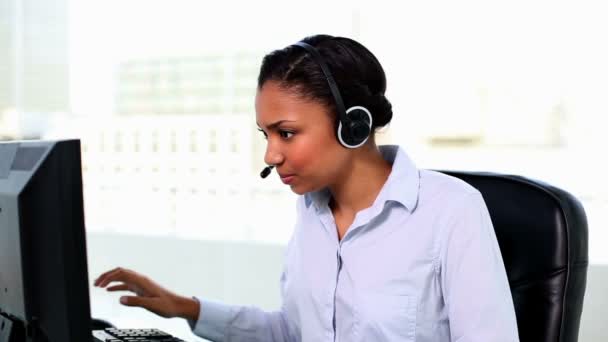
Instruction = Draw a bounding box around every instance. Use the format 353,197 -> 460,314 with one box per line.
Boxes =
438,170 -> 589,342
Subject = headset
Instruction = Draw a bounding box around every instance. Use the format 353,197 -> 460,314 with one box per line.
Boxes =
293,41 -> 373,149
261,40 -> 373,178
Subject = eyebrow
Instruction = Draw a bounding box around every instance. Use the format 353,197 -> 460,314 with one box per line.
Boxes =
256,120 -> 297,130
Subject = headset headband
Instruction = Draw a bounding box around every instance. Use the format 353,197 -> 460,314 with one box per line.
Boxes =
293,42 -> 349,125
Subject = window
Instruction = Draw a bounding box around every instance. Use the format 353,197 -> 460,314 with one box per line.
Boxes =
4,1 -> 606,341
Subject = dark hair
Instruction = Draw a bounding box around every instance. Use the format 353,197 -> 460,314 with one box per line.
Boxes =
257,34 -> 393,132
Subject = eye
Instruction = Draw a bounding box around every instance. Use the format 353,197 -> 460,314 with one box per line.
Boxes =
257,128 -> 268,140
279,130 -> 294,139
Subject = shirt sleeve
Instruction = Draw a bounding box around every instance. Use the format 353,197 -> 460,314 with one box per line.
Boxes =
439,191 -> 520,342
188,271 -> 296,341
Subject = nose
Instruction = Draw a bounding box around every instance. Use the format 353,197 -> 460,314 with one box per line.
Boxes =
264,139 -> 284,166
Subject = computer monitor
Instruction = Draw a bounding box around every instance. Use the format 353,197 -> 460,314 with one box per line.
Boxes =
0,139 -> 92,342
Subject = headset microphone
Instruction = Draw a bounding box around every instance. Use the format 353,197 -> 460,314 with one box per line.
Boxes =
260,165 -> 274,179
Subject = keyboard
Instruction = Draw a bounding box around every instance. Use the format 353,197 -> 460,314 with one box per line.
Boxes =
92,328 -> 185,341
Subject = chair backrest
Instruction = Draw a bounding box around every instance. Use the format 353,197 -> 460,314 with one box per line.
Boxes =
438,170 -> 589,342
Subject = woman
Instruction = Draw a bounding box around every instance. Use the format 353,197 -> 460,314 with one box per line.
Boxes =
94,34 -> 519,341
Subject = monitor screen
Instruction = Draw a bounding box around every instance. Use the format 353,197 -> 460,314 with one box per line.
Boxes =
0,139 -> 92,342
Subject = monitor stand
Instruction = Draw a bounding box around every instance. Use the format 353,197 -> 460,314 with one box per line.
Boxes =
0,313 -> 24,342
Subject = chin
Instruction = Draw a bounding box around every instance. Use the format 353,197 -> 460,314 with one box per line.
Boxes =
289,181 -> 324,196
287,180 -> 313,195
289,185 -> 307,195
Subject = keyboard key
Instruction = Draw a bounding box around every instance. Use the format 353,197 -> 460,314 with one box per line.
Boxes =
94,328 -> 182,341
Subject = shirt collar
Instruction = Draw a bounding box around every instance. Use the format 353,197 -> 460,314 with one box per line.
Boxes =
304,145 -> 420,212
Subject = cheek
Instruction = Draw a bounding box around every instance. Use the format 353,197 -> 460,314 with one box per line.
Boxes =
287,138 -> 320,171
289,133 -> 342,175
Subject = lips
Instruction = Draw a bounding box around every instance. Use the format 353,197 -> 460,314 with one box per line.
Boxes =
279,173 -> 296,185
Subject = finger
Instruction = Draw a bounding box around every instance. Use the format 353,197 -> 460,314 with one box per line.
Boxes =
120,295 -> 145,307
94,267 -> 123,282
120,296 -> 169,317
94,267 -> 123,287
95,269 -> 123,288
97,269 -> 161,299
106,284 -> 130,292
97,268 -> 137,288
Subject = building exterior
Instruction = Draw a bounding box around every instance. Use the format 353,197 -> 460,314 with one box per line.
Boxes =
44,115 -> 297,244
114,54 -> 260,116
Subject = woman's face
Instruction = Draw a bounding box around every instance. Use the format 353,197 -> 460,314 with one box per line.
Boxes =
255,81 -> 350,195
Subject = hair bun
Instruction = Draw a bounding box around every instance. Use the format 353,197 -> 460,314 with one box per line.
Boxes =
369,93 -> 393,129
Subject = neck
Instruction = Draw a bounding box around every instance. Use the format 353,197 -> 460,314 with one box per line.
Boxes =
328,144 -> 392,215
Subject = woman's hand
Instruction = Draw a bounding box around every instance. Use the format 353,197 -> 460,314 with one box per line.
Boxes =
93,267 -> 199,321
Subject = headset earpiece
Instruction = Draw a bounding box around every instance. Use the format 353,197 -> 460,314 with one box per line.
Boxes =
338,106 -> 372,148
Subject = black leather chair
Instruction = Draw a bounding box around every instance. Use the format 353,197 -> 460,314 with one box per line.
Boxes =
438,170 -> 589,342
